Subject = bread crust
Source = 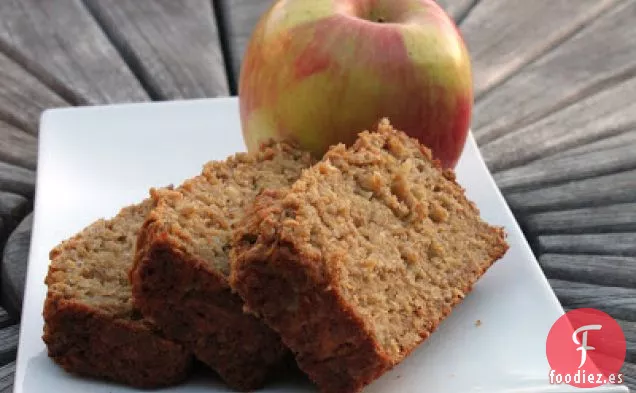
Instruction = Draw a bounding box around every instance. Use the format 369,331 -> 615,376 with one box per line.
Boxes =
42,292 -> 191,388
131,215 -> 287,391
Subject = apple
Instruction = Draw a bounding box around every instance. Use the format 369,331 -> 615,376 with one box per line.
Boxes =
239,0 -> 472,168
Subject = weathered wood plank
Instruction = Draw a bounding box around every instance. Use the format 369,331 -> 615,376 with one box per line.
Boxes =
0,51 -> 68,134
505,169 -> 636,213
0,325 -> 18,365
525,203 -> 636,235
461,0 -> 617,97
617,319 -> 636,363
436,0 -> 478,21
538,233 -> 636,256
481,72 -> 636,172
0,162 -> 35,197
0,307 -> 10,329
217,0 -> 273,80
0,120 -> 37,170
540,254 -> 636,288
0,191 -> 28,236
1,213 -> 32,314
549,279 -> 636,321
494,144 -> 636,191
83,0 -> 229,100
622,362 -> 636,391
0,361 -> 15,393
549,129 -> 636,160
0,0 -> 148,104
473,0 -> 636,145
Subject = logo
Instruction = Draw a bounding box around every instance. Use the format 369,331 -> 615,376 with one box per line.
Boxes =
546,308 -> 626,388
573,324 -> 602,368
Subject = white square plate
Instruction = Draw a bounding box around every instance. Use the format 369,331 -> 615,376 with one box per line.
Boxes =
14,97 -> 628,393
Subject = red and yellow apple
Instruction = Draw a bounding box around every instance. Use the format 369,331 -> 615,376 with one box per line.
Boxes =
239,0 -> 472,168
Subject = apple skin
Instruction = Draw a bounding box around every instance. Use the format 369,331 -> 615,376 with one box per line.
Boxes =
239,0 -> 472,168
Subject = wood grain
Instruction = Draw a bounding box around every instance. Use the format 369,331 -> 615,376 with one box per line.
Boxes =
481,72 -> 636,172
549,279 -> 636,321
217,0 -> 273,80
0,2 -> 631,389
0,162 -> 35,197
0,0 -> 148,105
550,129 -> 636,160
435,0 -> 479,21
83,0 -> 229,100
494,144 -> 636,191
1,213 -> 32,314
461,0 -> 617,97
540,254 -> 636,288
525,203 -> 636,235
0,325 -> 18,365
0,361 -> 14,393
0,120 -> 37,170
0,191 -> 28,236
0,307 -> 10,329
0,51 -> 68,134
473,0 -> 636,145
623,363 -> 636,387
538,233 -> 636,256
617,319 -> 636,363
505,169 -> 636,213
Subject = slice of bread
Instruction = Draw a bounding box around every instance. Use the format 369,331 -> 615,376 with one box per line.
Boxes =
231,120 -> 509,393
43,200 -> 192,388
130,142 -> 314,391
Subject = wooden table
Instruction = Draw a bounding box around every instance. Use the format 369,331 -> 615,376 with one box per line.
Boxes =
1,0 -> 635,391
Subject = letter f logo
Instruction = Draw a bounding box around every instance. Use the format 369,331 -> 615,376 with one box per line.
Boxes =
572,324 -> 602,368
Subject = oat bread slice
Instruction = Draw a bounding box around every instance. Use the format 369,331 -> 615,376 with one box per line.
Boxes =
130,142 -> 313,391
231,120 -> 509,393
43,200 -> 192,388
